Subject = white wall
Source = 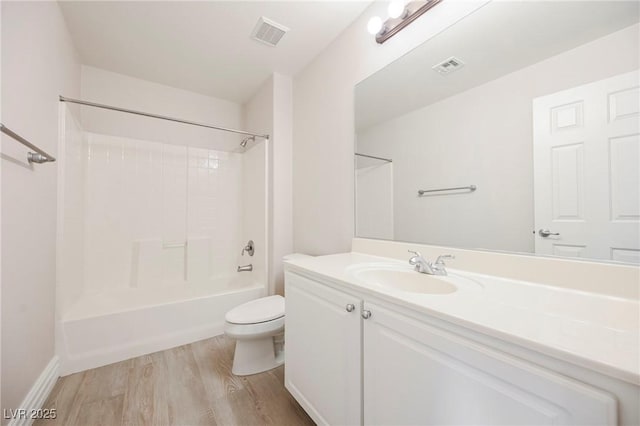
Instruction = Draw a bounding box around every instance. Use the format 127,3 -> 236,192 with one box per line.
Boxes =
243,77 -> 273,294
356,24 -> 640,253
80,65 -> 244,151
1,1 -> 80,420
242,73 -> 293,296
270,74 -> 293,295
241,141 -> 268,290
292,1 -> 489,255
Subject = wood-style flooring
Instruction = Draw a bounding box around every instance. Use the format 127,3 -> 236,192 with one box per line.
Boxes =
35,335 -> 314,426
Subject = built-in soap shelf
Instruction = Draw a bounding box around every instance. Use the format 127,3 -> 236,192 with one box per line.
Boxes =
130,238 -> 212,288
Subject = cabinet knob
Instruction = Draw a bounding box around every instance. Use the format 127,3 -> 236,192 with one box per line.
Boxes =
346,304 -> 355,312
361,310 -> 372,319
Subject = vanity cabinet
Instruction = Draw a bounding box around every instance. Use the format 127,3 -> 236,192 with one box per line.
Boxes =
363,302 -> 616,426
285,271 -> 619,426
284,272 -> 362,425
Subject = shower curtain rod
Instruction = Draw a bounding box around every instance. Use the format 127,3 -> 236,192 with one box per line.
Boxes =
59,96 -> 270,140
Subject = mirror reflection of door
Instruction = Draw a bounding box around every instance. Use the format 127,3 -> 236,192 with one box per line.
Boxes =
533,71 -> 639,263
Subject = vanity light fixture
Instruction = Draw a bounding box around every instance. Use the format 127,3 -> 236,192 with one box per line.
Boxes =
388,0 -> 409,19
368,0 -> 443,44
367,16 -> 384,35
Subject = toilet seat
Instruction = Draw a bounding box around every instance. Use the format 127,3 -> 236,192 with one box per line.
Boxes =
225,295 -> 284,325
224,316 -> 284,339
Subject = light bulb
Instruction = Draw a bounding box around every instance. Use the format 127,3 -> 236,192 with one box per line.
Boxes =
388,0 -> 406,19
367,16 -> 383,35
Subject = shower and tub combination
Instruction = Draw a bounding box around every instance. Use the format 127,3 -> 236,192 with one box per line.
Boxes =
56,97 -> 269,375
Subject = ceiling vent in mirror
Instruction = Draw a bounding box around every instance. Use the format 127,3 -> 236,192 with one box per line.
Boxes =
251,17 -> 289,47
432,57 -> 465,75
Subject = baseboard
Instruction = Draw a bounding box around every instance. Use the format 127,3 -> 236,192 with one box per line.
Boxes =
285,380 -> 327,425
7,357 -> 59,426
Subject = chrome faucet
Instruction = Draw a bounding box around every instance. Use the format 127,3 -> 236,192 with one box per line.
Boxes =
241,240 -> 254,256
408,250 -> 455,276
237,264 -> 253,272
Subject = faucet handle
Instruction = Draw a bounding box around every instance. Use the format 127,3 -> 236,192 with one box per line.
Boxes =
435,254 -> 455,265
407,250 -> 421,265
241,240 -> 255,256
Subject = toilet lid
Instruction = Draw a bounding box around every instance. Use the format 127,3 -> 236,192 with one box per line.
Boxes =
225,295 -> 285,325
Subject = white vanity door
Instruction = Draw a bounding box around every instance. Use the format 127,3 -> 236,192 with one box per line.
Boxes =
363,302 -> 617,426
284,272 -> 362,426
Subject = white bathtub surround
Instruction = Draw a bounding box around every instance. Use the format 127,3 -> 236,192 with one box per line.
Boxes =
241,128 -> 269,293
59,278 -> 262,376
82,133 -> 246,293
56,97 -> 269,373
75,64 -> 270,287
355,158 -> 393,240
284,239 -> 639,425
57,105 -> 86,316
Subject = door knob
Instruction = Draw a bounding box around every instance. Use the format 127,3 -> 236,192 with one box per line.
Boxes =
538,229 -> 560,237
346,304 -> 355,312
361,310 -> 372,319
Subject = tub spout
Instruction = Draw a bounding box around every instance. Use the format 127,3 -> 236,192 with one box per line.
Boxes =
237,264 -> 253,272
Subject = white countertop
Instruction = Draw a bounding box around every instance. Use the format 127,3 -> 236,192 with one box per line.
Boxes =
285,252 -> 640,385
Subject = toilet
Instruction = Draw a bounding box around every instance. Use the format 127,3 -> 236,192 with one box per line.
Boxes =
224,295 -> 285,375
224,253 -> 310,376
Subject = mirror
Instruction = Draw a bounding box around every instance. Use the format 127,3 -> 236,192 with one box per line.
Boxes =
355,1 -> 640,264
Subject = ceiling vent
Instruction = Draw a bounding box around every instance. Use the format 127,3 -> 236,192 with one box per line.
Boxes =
432,56 -> 465,75
251,17 -> 289,47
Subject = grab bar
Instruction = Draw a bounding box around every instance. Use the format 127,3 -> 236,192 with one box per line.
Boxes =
163,242 -> 186,249
418,185 -> 476,195
0,123 -> 56,164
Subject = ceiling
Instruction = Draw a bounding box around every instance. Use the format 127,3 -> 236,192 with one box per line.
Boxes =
355,1 -> 640,130
59,1 -> 371,104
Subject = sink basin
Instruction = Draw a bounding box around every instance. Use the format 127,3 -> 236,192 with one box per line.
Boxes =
347,263 -> 482,295
355,269 -> 456,294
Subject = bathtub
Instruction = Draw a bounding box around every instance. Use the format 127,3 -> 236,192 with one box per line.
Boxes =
57,275 -> 264,375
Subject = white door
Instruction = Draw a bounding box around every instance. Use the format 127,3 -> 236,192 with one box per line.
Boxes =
533,70 -> 640,263
284,272 -> 362,426
362,302 -> 617,425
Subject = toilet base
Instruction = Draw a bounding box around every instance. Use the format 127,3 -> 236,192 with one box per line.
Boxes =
231,336 -> 284,376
